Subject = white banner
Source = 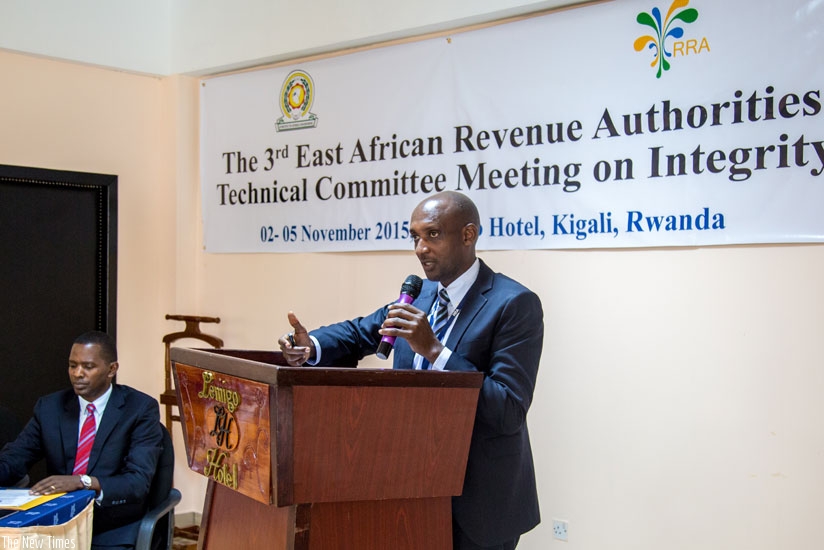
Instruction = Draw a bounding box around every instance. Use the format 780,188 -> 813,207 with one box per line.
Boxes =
200,0 -> 824,252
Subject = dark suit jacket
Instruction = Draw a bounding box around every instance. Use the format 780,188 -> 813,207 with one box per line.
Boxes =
312,260 -> 543,545
0,384 -> 163,547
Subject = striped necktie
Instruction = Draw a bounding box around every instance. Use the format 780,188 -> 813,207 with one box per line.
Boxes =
430,288 -> 451,340
73,404 -> 97,475
421,289 -> 451,370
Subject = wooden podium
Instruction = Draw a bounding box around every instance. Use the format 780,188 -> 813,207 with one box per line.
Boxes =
170,348 -> 483,550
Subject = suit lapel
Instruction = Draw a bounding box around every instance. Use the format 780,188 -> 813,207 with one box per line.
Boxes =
61,392 -> 80,472
444,261 -> 493,351
87,385 -> 124,472
415,284 -> 438,318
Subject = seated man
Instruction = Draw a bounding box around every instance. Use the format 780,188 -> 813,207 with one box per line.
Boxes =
0,331 -> 163,550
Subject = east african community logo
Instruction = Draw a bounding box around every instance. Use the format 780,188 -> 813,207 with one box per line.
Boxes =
634,0 -> 700,78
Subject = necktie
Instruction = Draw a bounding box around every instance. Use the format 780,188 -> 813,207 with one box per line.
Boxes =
421,289 -> 451,370
73,404 -> 96,475
431,288 -> 452,340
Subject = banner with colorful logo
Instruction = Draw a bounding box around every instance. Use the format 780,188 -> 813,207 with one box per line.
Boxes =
200,0 -> 824,252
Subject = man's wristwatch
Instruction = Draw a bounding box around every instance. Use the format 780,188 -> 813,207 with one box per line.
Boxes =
79,475 -> 92,489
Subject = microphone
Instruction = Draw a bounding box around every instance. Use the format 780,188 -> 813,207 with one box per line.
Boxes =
376,274 -> 423,360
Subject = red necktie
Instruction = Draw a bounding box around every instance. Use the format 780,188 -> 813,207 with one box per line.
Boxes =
72,404 -> 97,475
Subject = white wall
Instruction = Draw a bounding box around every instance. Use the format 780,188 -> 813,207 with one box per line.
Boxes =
0,0 -> 170,75
0,0 -> 584,75
168,0 -> 588,75
530,244 -> 824,549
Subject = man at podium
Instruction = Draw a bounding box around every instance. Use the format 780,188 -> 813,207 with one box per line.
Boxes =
279,191 -> 543,550
0,331 -> 163,549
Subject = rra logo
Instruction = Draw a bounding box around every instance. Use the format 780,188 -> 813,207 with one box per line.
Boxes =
634,0 -> 710,78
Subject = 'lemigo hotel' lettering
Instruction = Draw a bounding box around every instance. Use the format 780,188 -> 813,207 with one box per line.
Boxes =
198,371 -> 241,412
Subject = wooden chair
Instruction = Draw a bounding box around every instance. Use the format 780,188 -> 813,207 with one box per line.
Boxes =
160,315 -> 223,432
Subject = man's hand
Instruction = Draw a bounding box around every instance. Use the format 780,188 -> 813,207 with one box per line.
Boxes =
277,311 -> 315,366
30,474 -> 91,495
379,303 -> 444,364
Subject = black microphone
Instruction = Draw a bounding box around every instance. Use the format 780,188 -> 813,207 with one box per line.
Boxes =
376,274 -> 423,360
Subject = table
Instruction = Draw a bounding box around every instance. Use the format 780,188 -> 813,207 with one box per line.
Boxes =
0,494 -> 94,549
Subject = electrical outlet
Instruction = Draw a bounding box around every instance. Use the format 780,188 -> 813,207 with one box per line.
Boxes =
552,518 -> 569,542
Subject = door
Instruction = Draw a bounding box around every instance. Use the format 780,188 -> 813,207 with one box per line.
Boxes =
0,164 -> 117,482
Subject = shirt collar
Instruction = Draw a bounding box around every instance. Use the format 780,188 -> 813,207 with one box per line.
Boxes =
437,258 -> 480,314
78,383 -> 113,416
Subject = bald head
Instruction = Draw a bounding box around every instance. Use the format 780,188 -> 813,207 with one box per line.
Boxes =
415,190 -> 478,223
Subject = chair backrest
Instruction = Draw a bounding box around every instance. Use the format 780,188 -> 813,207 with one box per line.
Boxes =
148,425 -> 175,510
136,423 -> 178,550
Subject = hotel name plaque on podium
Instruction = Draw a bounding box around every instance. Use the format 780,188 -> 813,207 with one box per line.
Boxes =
174,361 -> 272,504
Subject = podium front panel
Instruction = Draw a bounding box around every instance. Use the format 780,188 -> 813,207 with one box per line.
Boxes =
289,384 -> 478,504
175,362 -> 273,504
